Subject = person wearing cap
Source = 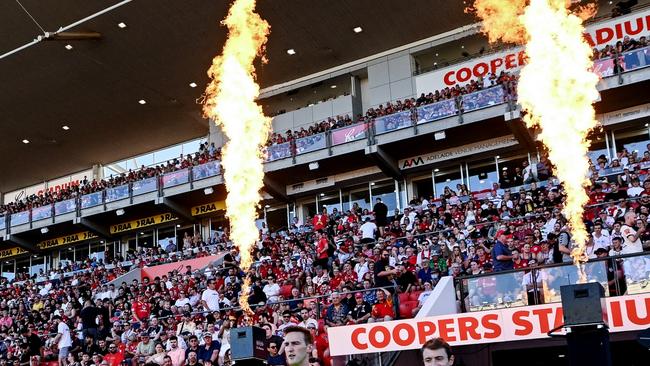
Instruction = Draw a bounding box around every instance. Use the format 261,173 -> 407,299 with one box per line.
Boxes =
197,333 -> 220,365
133,333 -> 154,366
344,291 -> 371,324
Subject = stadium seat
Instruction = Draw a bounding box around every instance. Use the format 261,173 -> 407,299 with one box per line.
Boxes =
399,300 -> 419,318
409,290 -> 422,302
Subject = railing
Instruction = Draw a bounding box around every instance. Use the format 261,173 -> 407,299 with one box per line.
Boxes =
265,84 -> 507,162
455,251 -> 650,313
2,160 -> 222,229
593,45 -> 650,78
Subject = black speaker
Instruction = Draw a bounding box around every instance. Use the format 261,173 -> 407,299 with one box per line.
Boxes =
230,326 -> 267,361
560,283 -> 606,327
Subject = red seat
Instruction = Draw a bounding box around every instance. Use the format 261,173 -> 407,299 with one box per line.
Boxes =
398,292 -> 410,304
409,291 -> 422,302
279,284 -> 293,298
399,300 -> 418,318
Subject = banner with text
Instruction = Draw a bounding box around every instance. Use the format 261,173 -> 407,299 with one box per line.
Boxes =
328,293 -> 650,356
415,8 -> 650,94
191,201 -> 226,216
110,213 -> 177,234
399,136 -> 518,170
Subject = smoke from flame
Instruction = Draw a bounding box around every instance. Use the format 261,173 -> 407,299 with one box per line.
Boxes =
203,0 -> 271,313
470,0 -> 599,282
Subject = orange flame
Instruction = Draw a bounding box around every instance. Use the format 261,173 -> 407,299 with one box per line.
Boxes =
202,0 -> 270,313
470,0 -> 599,282
467,0 -> 527,43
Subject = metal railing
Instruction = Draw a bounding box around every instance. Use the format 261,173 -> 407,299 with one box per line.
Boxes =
265,84 -> 510,163
455,250 -> 650,313
1,160 -> 222,229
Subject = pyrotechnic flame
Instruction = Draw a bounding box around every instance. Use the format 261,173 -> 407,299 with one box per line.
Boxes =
470,0 -> 599,283
202,0 -> 271,313
467,0 -> 527,43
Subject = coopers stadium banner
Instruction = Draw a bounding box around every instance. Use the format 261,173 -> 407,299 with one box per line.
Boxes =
328,293 -> 650,356
415,8 -> 650,94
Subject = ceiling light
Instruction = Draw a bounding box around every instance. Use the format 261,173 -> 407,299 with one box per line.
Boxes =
189,82 -> 197,88
353,26 -> 363,33
176,224 -> 181,228
118,22 -> 127,29
434,168 -> 439,172
286,49 -> 296,55
40,227 -> 49,234
204,187 -> 214,195
138,99 -> 146,105
140,232 -> 145,235
22,139 -> 30,144
116,209 -> 125,216
434,62 -> 438,66
308,162 -> 319,170
62,125 -> 70,130
65,44 -> 73,50
320,193 -> 325,197
330,85 -> 337,89
435,53 -> 439,57
264,204 -> 271,208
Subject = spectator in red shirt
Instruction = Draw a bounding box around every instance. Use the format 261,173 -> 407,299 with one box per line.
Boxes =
511,249 -> 528,269
103,342 -> 124,366
314,232 -> 329,270
368,288 -> 394,322
132,296 -> 151,326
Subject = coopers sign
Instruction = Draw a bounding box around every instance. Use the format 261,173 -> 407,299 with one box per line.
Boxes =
398,136 -> 518,170
328,293 -> 650,356
415,8 -> 650,94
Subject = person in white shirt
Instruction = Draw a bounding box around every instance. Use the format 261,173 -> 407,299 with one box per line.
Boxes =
53,315 -> 72,365
627,179 -> 643,197
359,217 -> 377,243
354,256 -> 369,281
200,280 -> 220,312
262,276 -> 281,303
592,223 -> 611,252
621,211 -> 645,254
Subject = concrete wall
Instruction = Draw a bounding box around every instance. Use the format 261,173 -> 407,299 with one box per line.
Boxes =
367,52 -> 416,108
271,94 -> 354,133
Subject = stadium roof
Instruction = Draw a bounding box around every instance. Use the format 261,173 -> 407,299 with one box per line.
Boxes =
0,0 -> 474,193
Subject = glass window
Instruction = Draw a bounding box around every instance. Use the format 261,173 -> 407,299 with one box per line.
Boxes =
371,181 -> 398,213
75,243 -> 90,263
412,176 -> 433,202
158,226 -> 178,252
15,256 -> 30,277
345,187 -> 370,212
137,230 -> 155,250
153,145 -> 182,165
265,206 -> 288,233
587,129 -> 609,165
318,190 -> 341,213
299,199 -> 317,224
613,123 -> 650,165
90,241 -> 106,262
468,159 -> 498,192
434,167 -> 463,199
497,155 -> 530,189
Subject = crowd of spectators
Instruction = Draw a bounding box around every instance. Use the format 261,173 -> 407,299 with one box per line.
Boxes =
4,143 -> 650,366
0,144 -> 221,217
591,33 -> 648,60
266,72 -> 517,147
